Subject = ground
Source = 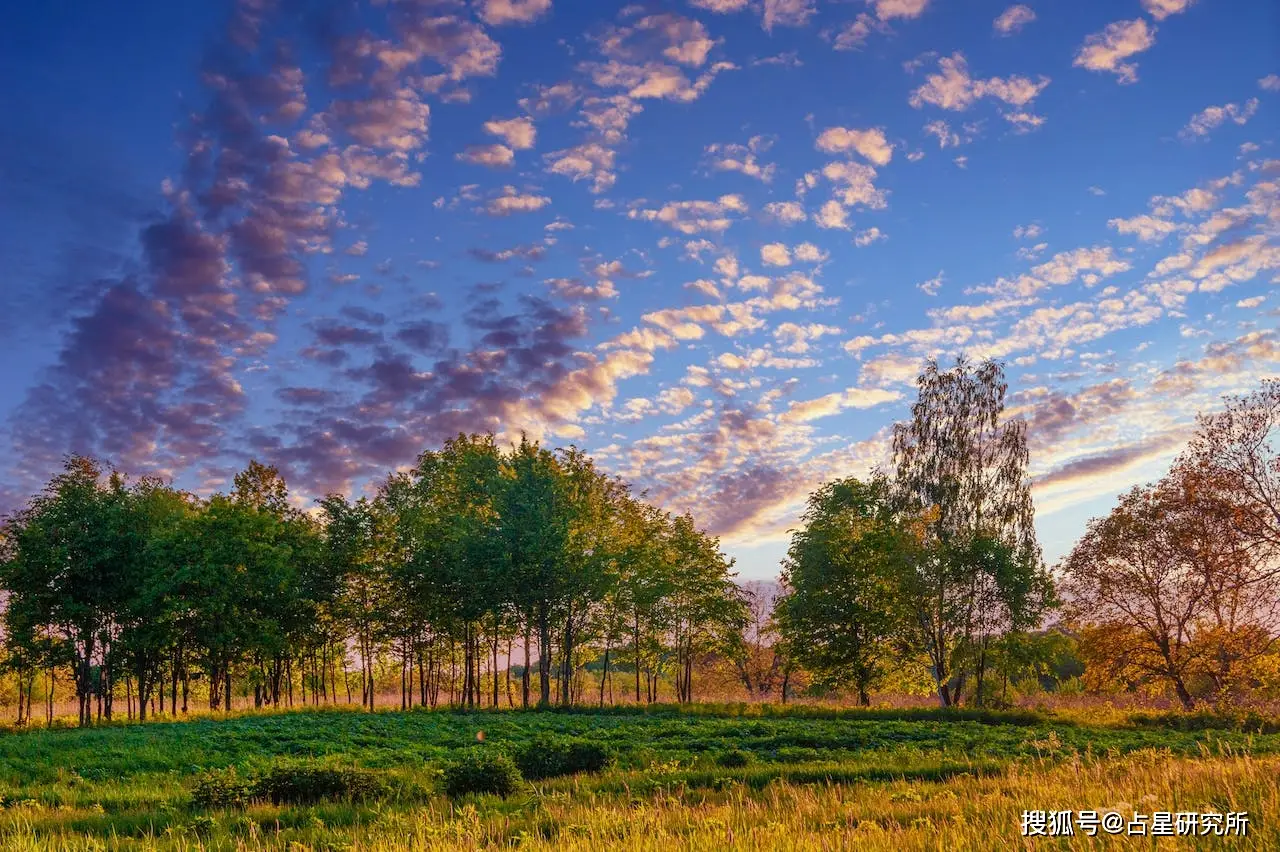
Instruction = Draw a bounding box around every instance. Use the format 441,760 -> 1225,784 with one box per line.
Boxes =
0,704 -> 1275,850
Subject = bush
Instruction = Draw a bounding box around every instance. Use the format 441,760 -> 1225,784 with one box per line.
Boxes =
442,750 -> 523,798
191,768 -> 254,810
254,765 -> 390,805
191,763 -> 393,809
716,748 -> 754,768
514,736 -> 614,780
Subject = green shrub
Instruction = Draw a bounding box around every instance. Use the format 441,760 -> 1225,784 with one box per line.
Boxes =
191,763 -> 393,809
716,748 -> 754,768
191,768 -> 254,810
442,749 -> 523,798
514,735 -> 614,780
254,765 -> 390,805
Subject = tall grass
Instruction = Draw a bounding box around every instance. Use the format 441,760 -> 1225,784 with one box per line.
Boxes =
0,704 -> 1274,849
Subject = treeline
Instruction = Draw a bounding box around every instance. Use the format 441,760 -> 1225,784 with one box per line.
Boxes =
3,364 -> 1275,725
777,367 -> 1279,710
0,436 -> 748,726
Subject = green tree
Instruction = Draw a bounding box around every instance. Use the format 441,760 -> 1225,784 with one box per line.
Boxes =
775,477 -> 905,705
891,358 -> 1054,706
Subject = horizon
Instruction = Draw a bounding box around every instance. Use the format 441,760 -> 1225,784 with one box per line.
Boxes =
1,0 -> 1277,580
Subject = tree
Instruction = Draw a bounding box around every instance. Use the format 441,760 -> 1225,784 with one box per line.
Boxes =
499,436 -> 570,707
666,514 -> 747,704
0,457 -> 131,726
320,495 -> 395,710
890,357 -> 1054,706
1180,379 -> 1280,554
776,477 -> 905,705
1064,463 -> 1278,709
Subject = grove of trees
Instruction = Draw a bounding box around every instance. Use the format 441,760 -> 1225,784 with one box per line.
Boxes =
0,436 -> 748,726
777,366 -> 1278,710
776,358 -> 1056,708
1,364 -> 1275,724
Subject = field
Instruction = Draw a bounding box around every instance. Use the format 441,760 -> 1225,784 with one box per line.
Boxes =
0,706 -> 1274,850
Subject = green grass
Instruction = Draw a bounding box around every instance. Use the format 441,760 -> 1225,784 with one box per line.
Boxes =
0,704 -> 1275,849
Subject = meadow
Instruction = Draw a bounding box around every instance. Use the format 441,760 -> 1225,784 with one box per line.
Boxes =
0,704 -> 1275,850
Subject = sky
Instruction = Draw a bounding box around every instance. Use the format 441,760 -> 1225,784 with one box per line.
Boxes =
0,0 -> 1276,581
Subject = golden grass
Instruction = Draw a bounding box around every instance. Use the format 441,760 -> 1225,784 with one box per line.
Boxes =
0,750 -> 1273,850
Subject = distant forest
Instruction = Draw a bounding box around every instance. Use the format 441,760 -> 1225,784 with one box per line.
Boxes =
1,362 -> 1275,727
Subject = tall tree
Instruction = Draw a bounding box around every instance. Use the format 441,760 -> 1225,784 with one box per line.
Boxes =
891,358 -> 1053,706
775,477 -> 906,705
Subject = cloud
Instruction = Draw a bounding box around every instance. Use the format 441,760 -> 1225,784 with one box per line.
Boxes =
1140,0 -> 1196,21
761,243 -> 792,266
1262,75 -> 1280,92
1108,214 -> 1180,242
457,143 -> 516,167
993,5 -> 1035,35
815,126 -> 895,165
780,387 -> 901,422
764,201 -> 807,225
774,322 -> 840,353
628,195 -> 749,234
705,136 -> 776,182
1072,19 -> 1155,85
855,227 -> 886,246
872,0 -> 930,21
1180,99 -> 1259,139
918,271 -> 944,295
545,143 -> 618,194
484,116 -> 537,149
476,0 -> 553,25
485,186 -> 552,215
974,246 -> 1132,297
814,199 -> 850,230
822,161 -> 888,208
909,52 -> 1050,112
762,0 -> 817,31
689,0 -> 750,11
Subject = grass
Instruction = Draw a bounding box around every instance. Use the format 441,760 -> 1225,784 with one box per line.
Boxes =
0,703 -> 1274,849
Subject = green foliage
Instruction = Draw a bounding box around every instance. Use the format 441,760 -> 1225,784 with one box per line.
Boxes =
1,436 -> 750,727
716,748 -> 754,768
776,476 -> 905,704
514,735 -> 614,779
887,358 -> 1056,706
254,764 -> 392,805
442,748 -> 524,798
192,763 -> 394,809
191,767 -> 255,809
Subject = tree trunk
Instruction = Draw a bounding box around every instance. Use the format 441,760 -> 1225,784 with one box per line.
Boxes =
537,603 -> 552,707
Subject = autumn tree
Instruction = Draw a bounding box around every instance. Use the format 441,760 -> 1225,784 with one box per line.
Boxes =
1064,449 -> 1279,708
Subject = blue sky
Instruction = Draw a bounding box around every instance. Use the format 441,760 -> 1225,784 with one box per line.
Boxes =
1,0 -> 1276,580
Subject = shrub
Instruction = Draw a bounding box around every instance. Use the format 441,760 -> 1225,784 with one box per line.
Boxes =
514,736 -> 614,780
191,764 -> 393,809
254,765 -> 390,805
442,749 -> 523,798
191,768 -> 254,810
716,748 -> 754,768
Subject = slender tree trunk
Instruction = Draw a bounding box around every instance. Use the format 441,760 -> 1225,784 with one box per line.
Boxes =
492,626 -> 500,709
522,621 -> 531,709
537,603 -> 551,707
634,610 -> 642,703
599,644 -> 610,707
